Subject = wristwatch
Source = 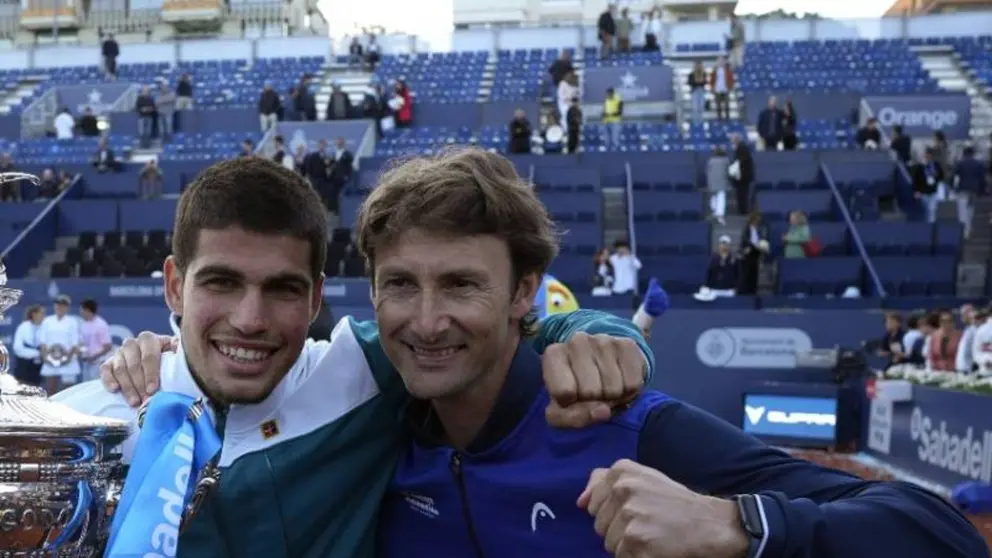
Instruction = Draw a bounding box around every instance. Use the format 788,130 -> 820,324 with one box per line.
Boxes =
732,494 -> 766,558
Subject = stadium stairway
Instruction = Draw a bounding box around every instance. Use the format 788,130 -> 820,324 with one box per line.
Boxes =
28,236 -> 79,278
0,77 -> 44,115
478,53 -> 499,103
913,44 -> 992,143
316,67 -> 370,120
956,197 -> 992,297
669,53 -> 742,125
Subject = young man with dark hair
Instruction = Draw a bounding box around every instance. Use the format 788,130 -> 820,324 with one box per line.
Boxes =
59,155 -> 656,557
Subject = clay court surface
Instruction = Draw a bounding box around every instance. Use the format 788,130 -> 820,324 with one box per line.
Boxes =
794,450 -> 992,550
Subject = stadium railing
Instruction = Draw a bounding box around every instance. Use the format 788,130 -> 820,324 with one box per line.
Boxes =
624,161 -> 636,255
1,174 -> 83,278
820,162 -> 886,297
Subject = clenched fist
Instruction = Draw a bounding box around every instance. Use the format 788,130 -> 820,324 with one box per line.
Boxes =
542,333 -> 647,428
578,459 -> 749,558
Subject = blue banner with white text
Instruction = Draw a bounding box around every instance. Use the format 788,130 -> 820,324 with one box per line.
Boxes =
582,66 -> 674,103
862,95 -> 972,139
865,386 -> 992,489
57,84 -> 134,116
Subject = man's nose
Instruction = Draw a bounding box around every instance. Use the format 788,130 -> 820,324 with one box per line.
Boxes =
229,290 -> 267,336
409,292 -> 450,341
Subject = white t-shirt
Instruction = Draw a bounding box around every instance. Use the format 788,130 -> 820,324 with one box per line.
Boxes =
609,253 -> 642,294
54,113 -> 74,139
970,321 -> 992,373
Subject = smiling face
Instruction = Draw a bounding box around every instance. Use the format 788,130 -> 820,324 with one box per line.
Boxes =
164,227 -> 322,405
372,228 -> 537,401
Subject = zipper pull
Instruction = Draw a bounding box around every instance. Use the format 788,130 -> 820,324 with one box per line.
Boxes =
449,452 -> 461,474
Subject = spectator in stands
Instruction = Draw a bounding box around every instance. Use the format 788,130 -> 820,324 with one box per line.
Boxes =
726,14 -> 746,67
548,50 -> 574,88
856,117 -> 882,150
78,298 -> 112,383
609,240 -> 641,296
12,304 -> 44,386
365,34 -> 381,71
139,159 -> 163,199
890,124 -> 912,163
175,73 -> 193,111
706,146 -> 730,225
911,147 -> 945,223
155,81 -> 176,140
293,143 -> 308,175
709,56 -> 733,121
756,96 -> 784,151
952,146 -> 986,238
902,313 -> 927,366
705,235 -> 738,295
566,97 -> 582,154
729,133 -> 754,213
77,107 -> 99,137
616,8 -> 633,52
0,153 -> 17,202
239,139 -> 255,158
557,72 -> 579,136
932,130 -> 952,178
781,99 -> 797,150
738,211 -> 767,295
258,81 -> 280,132
601,87 -> 623,148
392,79 -> 414,128
272,135 -> 295,170
968,308 -> 990,373
295,74 -> 318,121
135,86 -> 156,148
640,7 -> 661,51
687,61 -> 707,124
956,304 -> 978,373
328,137 -> 354,213
326,82 -> 352,121
592,248 -> 614,294
53,107 -> 74,140
348,37 -> 364,70
928,308 -> 961,372
56,171 -> 72,191
873,312 -> 906,369
362,82 -> 388,138
508,108 -> 532,154
92,137 -> 121,174
782,210 -> 811,259
597,5 -> 616,58
302,138 -> 333,207
101,33 -> 119,78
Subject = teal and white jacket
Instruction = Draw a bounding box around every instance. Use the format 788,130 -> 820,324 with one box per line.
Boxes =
54,310 -> 654,558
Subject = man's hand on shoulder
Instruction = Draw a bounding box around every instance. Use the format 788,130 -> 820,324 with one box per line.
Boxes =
542,332 -> 647,428
100,331 -> 176,407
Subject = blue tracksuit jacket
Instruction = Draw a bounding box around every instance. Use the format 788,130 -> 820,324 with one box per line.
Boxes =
379,342 -> 988,558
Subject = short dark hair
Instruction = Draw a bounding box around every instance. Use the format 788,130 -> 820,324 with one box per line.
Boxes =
81,299 -> 98,314
172,157 -> 327,280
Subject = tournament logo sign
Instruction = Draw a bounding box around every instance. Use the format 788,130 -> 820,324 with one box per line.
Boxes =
581,66 -> 674,104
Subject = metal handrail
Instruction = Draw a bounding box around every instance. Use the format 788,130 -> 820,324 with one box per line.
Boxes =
820,162 -> 885,297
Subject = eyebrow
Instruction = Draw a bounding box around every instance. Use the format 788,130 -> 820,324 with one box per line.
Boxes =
377,266 -> 490,282
194,265 -> 311,287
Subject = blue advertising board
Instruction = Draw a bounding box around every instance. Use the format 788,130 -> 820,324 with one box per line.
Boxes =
866,386 -> 992,488
862,95 -> 972,140
582,66 -> 674,103
743,394 -> 838,442
57,84 -> 135,116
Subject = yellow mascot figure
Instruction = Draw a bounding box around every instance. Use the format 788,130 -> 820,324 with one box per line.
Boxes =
535,274 -> 579,319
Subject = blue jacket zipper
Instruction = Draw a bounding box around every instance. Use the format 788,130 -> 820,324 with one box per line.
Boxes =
449,452 -> 485,558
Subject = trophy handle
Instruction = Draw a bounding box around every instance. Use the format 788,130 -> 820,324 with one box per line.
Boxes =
46,480 -> 94,550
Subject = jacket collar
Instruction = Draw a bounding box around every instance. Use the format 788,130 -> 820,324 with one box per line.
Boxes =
407,341 -> 543,454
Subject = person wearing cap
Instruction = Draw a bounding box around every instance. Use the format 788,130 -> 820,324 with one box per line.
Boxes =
38,295 -> 83,394
704,234 -> 739,296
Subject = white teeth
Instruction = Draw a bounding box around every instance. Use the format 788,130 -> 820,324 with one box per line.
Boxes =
216,344 -> 271,362
411,346 -> 459,358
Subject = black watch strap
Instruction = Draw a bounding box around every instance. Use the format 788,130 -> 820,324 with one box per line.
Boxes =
733,494 -> 766,558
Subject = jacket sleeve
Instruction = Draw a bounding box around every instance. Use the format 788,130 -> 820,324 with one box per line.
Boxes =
532,309 -> 655,384
637,400 -> 987,558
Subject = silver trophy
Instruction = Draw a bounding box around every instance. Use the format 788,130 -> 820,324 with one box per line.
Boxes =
0,172 -> 130,557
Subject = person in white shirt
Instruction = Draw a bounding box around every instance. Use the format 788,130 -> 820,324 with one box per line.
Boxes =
955,304 -> 978,373
557,72 -> 580,135
970,309 -> 992,374
609,240 -> 641,295
38,294 -> 83,394
12,304 -> 45,386
53,108 -> 75,140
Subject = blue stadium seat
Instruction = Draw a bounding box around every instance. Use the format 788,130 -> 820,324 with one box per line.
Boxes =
640,256 -> 709,294
635,222 -> 709,256
857,222 -> 932,256
779,257 -> 862,295
632,191 -> 703,221
757,191 -> 833,221
873,256 -> 957,296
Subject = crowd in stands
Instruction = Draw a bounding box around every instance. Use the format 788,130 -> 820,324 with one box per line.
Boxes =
871,303 -> 992,375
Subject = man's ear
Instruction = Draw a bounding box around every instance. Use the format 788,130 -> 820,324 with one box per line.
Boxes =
311,272 -> 326,324
163,256 -> 184,316
511,273 -> 541,321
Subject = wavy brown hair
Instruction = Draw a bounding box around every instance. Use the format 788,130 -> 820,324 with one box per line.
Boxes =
355,147 -> 559,335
